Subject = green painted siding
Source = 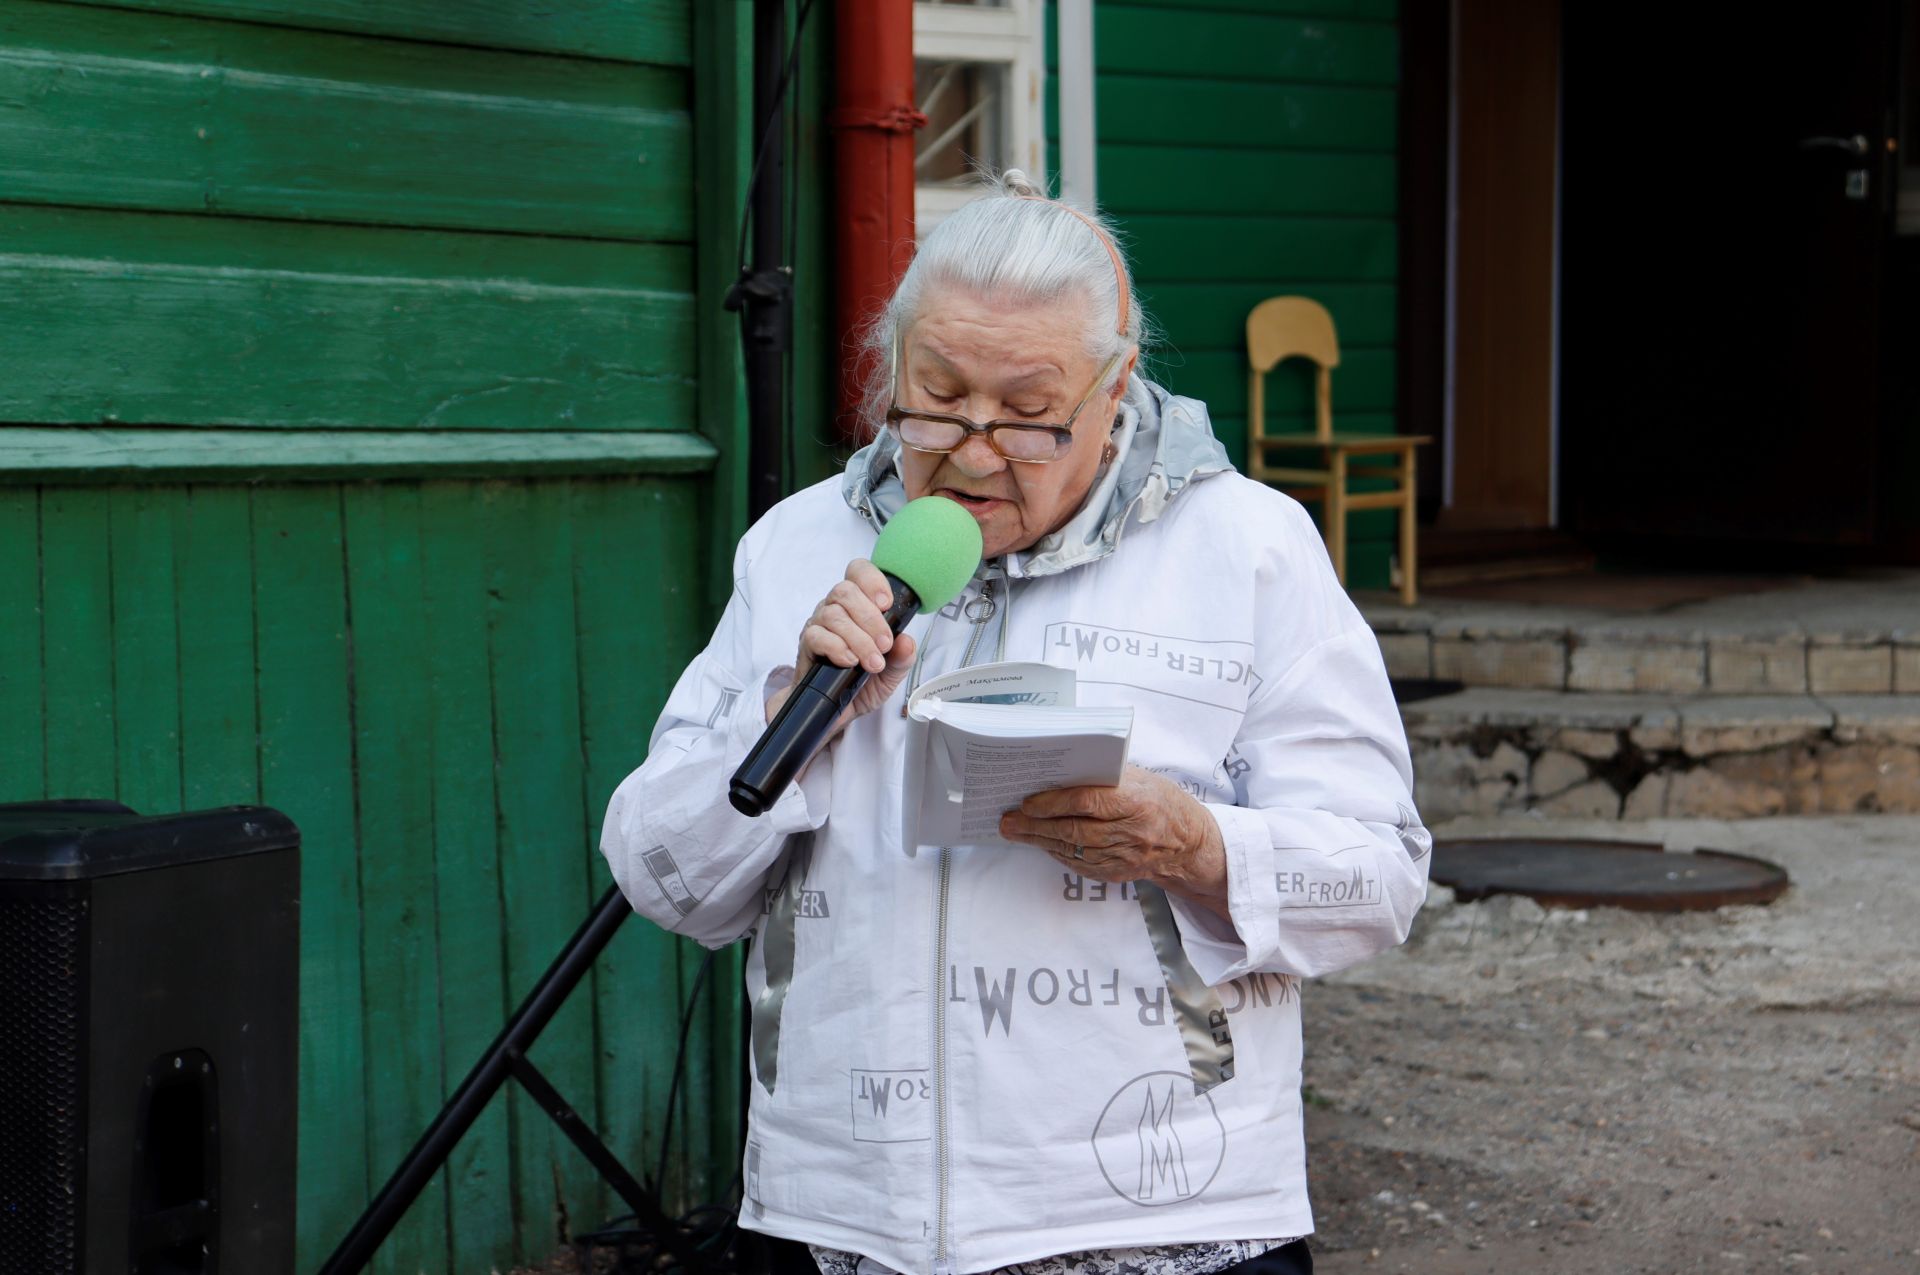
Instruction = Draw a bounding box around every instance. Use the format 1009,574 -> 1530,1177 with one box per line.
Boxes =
0,209 -> 696,432
1055,0 -> 1403,587
0,3 -> 693,237
0,2 -> 751,1271
57,0 -> 693,63
4,480 -> 730,1271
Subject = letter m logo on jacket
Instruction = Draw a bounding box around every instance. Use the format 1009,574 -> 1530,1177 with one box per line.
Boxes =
1136,1080 -> 1192,1200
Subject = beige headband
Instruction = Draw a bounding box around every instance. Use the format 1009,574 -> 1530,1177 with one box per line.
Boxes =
1015,195 -> 1131,339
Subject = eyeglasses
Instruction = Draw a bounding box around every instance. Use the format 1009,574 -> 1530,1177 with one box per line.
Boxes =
884,333 -> 1122,465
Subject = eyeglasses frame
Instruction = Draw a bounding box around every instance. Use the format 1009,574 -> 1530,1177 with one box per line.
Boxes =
883,331 -> 1124,465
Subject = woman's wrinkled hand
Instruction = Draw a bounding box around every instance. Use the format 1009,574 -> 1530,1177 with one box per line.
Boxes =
766,558 -> 918,733
1000,765 -> 1232,921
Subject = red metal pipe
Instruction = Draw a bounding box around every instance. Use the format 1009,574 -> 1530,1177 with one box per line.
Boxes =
830,0 -> 924,443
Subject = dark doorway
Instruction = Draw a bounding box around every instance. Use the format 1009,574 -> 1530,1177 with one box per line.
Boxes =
1560,3 -> 1901,550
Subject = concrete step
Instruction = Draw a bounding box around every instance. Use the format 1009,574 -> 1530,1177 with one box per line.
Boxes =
1401,688 -> 1920,822
1361,574 -> 1920,696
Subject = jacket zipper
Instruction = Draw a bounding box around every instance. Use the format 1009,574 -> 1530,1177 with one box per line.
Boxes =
933,570 -> 996,1274
931,846 -> 954,1275
959,576 -> 996,665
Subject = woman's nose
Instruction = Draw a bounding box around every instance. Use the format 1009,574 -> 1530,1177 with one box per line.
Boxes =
948,431 -> 1006,476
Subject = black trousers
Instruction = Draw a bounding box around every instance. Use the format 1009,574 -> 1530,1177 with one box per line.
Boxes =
1217,1239 -> 1312,1275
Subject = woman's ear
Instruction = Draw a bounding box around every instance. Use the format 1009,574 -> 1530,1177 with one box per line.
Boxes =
1109,350 -> 1138,409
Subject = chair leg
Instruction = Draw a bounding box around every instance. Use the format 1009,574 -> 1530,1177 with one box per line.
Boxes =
1399,446 -> 1418,607
1328,451 -> 1348,586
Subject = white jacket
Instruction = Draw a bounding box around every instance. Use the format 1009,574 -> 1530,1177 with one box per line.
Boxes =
601,377 -> 1429,1275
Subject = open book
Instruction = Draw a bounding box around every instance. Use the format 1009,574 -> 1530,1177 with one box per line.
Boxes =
902,661 -> 1133,852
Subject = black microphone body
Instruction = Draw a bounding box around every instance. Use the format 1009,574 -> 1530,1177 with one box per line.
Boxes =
729,574 -> 922,816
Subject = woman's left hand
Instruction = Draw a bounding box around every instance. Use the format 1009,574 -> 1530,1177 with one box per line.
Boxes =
1000,765 -> 1232,921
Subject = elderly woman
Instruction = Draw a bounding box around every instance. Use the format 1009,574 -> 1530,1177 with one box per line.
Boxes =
602,171 -> 1429,1275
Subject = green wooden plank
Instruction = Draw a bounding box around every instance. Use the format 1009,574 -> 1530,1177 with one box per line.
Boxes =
1209,409 -> 1399,440
783,0 -> 844,496
0,428 -> 719,483
687,1 -> 754,1205
1122,214 -> 1397,283
678,923 -> 746,1208
251,485 -> 365,1269
0,490 -> 44,802
1206,409 -> 1397,475
486,480 -> 599,1258
61,0 -> 692,67
0,201 -> 691,286
1142,282 -> 1397,351
1061,78 -> 1396,151
1097,0 -> 1396,20
419,481 -> 514,1275
1347,538 -> 1391,590
0,206 -> 695,432
39,488 -> 115,801
108,486 -> 182,814
670,937 -> 707,1209
175,487 -> 260,809
572,478 -> 706,1216
692,0 -> 751,615
0,2 -> 692,240
1099,144 -> 1394,217
1064,5 -> 1397,85
340,485 -> 448,1275
695,946 -> 742,1206
1155,346 -> 1397,418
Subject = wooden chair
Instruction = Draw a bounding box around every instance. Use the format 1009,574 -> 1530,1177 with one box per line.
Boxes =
1246,296 -> 1430,605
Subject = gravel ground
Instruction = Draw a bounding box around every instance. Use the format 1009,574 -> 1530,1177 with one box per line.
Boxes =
1303,814 -> 1920,1275
513,815 -> 1920,1275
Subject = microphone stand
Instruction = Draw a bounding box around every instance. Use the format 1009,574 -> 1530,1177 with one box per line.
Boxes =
317,887 -> 707,1275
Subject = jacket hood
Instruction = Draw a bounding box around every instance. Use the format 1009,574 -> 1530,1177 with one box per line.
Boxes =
840,372 -> 1234,580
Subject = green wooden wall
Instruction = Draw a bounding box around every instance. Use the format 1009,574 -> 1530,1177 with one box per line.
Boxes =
1052,0 -> 1402,588
0,2 -> 756,1271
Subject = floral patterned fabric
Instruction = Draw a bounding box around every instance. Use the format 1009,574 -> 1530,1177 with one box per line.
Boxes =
810,1237 -> 1306,1275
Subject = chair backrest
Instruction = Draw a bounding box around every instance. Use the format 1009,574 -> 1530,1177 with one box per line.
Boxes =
1246,296 -> 1340,448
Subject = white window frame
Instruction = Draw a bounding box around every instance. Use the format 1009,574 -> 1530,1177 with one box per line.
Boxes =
911,0 -> 1048,236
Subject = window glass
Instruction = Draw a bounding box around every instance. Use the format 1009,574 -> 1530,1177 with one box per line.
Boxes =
915,59 -> 1009,185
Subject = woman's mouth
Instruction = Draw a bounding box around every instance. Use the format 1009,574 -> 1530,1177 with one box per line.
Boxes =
941,489 -> 1003,513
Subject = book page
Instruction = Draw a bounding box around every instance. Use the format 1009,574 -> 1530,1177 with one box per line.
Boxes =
907,660 -> 1076,712
914,703 -> 1132,849
902,661 -> 1077,854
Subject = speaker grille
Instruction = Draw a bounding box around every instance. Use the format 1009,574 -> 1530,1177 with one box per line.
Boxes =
0,894 -> 84,1274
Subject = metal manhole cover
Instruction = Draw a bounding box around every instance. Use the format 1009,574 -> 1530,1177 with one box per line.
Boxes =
1431,837 -> 1790,912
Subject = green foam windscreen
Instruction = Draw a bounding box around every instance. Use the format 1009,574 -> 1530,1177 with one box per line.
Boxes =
870,497 -> 984,611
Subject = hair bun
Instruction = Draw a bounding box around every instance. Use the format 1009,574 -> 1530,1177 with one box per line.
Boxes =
1000,168 -> 1045,198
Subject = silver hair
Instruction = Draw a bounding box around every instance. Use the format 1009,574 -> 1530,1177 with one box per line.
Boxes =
856,169 -> 1151,438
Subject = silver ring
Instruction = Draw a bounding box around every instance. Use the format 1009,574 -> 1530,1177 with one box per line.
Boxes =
1071,844 -> 1086,861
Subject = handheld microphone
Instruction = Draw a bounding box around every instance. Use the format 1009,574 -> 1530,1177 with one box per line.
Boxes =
728,497 -> 984,817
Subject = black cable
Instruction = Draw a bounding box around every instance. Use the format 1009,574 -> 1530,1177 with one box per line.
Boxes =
734,0 -> 822,279
574,1198 -> 743,1274
654,948 -> 716,1195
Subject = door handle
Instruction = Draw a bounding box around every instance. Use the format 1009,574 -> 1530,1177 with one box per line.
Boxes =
1797,133 -> 1869,156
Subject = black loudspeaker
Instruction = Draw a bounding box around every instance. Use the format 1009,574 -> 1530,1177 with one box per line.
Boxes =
0,800 -> 299,1275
